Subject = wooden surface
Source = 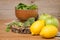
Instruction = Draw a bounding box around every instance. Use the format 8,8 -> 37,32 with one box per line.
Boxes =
0,19 -> 60,40
0,0 -> 60,40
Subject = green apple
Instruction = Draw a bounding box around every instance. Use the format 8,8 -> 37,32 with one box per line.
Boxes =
38,13 -> 59,27
46,17 -> 59,27
38,13 -> 52,20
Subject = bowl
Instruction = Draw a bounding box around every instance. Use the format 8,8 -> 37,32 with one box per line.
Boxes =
15,9 -> 38,21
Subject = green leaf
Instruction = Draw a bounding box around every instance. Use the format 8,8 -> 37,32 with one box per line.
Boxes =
17,22 -> 24,27
12,21 -> 24,27
16,3 -> 27,10
27,17 -> 35,25
24,17 -> 35,27
6,28 -> 10,32
16,3 -> 37,10
24,21 -> 30,27
28,4 -> 37,10
6,26 -> 10,32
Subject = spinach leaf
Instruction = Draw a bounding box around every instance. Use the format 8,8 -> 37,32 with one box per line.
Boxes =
6,25 -> 11,32
28,4 -> 37,10
16,3 -> 37,10
24,17 -> 35,27
16,3 -> 27,10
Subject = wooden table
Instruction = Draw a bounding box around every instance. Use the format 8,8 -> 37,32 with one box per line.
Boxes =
0,0 -> 60,40
0,19 -> 60,40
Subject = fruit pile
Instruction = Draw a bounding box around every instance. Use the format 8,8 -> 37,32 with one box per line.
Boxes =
30,13 -> 59,38
6,13 -> 59,38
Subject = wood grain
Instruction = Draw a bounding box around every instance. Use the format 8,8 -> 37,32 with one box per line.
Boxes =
0,19 -> 60,40
0,0 -> 60,39
0,0 -> 60,19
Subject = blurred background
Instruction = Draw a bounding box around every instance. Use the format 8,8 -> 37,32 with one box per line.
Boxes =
0,0 -> 60,20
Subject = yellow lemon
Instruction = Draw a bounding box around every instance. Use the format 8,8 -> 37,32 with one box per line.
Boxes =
40,25 -> 58,38
30,20 -> 45,35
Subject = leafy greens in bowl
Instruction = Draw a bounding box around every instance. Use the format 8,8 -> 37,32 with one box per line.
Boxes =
16,3 -> 37,10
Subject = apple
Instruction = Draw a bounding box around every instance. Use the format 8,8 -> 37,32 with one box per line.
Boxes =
46,17 -> 59,27
38,13 -> 59,27
38,13 -> 52,20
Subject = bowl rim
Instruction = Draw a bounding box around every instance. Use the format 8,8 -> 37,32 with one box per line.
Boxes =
15,7 -> 38,10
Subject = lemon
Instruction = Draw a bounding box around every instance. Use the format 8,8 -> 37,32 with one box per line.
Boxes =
40,25 -> 58,38
30,20 -> 45,35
